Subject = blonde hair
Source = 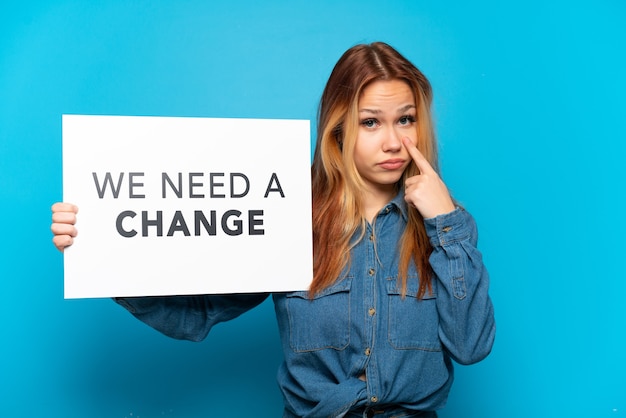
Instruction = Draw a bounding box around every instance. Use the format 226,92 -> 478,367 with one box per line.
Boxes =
310,42 -> 439,299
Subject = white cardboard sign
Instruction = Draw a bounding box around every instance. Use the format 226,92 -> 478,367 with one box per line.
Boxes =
62,114 -> 313,299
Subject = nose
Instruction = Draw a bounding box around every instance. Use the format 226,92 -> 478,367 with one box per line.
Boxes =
382,127 -> 402,152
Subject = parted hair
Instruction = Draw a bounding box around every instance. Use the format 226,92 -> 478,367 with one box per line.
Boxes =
310,42 -> 439,299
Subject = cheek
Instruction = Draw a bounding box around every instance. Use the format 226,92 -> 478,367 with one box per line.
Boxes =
404,130 -> 418,145
352,144 -> 377,179
353,135 -> 368,160
352,145 -> 367,169
353,140 -> 376,165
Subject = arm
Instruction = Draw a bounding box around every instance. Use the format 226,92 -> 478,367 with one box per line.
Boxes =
114,293 -> 270,342
425,208 -> 495,364
51,202 -> 269,341
400,139 -> 495,364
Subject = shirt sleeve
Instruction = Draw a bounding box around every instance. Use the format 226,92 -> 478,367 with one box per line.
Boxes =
113,293 -> 270,342
424,208 -> 496,365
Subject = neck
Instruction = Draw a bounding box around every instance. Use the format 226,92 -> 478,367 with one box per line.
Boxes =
362,185 -> 396,224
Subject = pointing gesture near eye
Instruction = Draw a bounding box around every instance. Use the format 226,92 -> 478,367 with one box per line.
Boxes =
402,137 -> 456,219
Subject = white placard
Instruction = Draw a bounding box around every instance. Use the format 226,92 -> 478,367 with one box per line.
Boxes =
62,114 -> 313,299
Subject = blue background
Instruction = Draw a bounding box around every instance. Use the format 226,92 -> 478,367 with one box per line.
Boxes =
1,1 -> 624,417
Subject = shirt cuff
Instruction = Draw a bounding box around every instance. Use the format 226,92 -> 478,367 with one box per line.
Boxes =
424,207 -> 471,247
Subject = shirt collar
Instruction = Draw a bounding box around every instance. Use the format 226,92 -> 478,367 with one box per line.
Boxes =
385,189 -> 409,222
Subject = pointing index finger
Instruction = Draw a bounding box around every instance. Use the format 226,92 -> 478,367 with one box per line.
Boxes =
402,137 -> 434,174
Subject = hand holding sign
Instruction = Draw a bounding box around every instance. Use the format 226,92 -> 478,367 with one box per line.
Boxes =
51,202 -> 78,252
402,137 -> 455,219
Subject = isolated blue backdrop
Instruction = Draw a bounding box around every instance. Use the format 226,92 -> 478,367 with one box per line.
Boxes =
1,1 -> 624,417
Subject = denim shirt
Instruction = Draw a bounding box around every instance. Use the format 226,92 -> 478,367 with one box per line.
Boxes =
116,193 -> 495,418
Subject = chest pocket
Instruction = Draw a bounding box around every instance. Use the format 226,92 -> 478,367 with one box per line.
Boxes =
386,276 -> 442,351
285,277 -> 352,352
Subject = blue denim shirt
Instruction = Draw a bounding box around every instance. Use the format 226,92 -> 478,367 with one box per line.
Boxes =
116,193 -> 495,418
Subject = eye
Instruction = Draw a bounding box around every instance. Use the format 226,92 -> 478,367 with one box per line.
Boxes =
360,118 -> 379,129
398,115 -> 416,126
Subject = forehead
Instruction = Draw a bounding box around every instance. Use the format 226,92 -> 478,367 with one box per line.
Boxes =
358,79 -> 415,109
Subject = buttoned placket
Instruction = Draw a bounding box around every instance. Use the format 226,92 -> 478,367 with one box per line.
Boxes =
361,203 -> 395,406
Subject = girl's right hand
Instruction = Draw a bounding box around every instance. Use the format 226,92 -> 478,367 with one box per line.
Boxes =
51,202 -> 79,252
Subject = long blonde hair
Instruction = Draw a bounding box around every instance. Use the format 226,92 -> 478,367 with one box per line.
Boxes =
310,42 -> 439,299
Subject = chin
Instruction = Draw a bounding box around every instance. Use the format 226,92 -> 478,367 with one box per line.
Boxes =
373,175 -> 403,187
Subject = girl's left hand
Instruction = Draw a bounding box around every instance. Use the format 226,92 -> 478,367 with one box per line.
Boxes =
402,137 -> 456,219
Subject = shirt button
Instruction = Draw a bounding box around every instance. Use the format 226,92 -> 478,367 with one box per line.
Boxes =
371,396 -> 378,403
368,268 -> 375,276
364,347 -> 371,356
442,226 -> 452,233
368,307 -> 376,316
369,234 -> 374,241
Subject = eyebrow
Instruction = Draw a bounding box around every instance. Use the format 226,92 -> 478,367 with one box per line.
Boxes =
359,104 -> 416,115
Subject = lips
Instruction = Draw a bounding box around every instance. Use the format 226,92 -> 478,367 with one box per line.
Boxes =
378,159 -> 405,170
